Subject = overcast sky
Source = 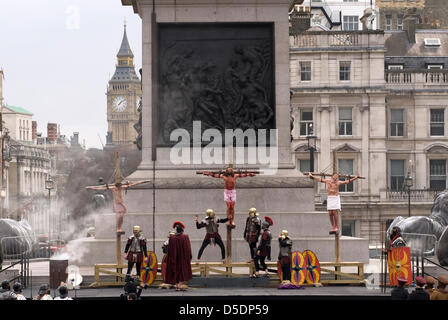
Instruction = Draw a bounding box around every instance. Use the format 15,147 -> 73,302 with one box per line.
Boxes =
0,0 -> 142,149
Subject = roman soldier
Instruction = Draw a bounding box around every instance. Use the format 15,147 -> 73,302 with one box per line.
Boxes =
124,226 -> 148,276
387,226 -> 407,251
195,209 -> 229,263
278,230 -> 292,283
425,276 -> 436,295
162,230 -> 175,254
244,207 -> 261,262
165,221 -> 193,291
253,216 -> 273,278
431,275 -> 448,300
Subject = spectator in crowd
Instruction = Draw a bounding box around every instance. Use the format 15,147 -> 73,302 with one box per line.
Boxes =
13,282 -> 26,300
431,275 -> 448,300
424,276 -> 436,295
127,293 -> 137,300
408,276 -> 429,300
54,284 -> 72,300
0,280 -> 17,300
391,277 -> 409,300
33,284 -> 52,300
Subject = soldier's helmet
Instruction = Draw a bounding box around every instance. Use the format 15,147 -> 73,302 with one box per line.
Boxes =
280,230 -> 289,239
263,216 -> 273,229
249,207 -> 258,217
206,209 -> 215,219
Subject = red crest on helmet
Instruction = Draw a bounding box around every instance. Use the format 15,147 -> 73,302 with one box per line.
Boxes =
264,216 -> 273,226
172,221 -> 185,229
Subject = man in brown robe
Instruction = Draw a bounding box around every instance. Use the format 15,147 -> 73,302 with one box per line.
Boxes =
165,221 -> 193,291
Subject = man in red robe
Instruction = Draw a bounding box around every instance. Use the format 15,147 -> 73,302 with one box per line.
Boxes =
165,221 -> 193,291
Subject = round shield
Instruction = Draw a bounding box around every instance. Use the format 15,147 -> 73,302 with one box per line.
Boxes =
161,254 -> 167,282
140,251 -> 158,285
277,260 -> 283,281
291,251 -> 307,286
303,249 -> 321,284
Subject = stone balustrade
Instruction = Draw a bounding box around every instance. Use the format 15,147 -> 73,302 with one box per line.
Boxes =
385,70 -> 448,88
290,31 -> 384,48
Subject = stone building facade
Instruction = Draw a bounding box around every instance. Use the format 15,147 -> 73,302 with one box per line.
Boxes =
290,22 -> 448,244
301,0 -> 377,30
376,0 -> 448,31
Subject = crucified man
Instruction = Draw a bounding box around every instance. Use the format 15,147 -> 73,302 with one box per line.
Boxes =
200,166 -> 257,228
86,180 -> 149,234
307,173 -> 360,234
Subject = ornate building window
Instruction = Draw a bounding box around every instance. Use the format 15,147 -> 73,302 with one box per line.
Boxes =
338,159 -> 354,192
300,61 -> 311,81
343,16 -> 359,31
430,109 -> 445,136
430,159 -> 446,190
390,159 -> 405,191
342,220 -> 356,237
390,109 -> 404,137
338,107 -> 353,136
397,15 -> 403,30
298,159 -> 311,173
300,109 -> 313,136
385,15 -> 392,30
339,61 -> 351,81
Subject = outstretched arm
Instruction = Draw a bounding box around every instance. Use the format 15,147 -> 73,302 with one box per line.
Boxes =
203,171 -> 222,178
121,180 -> 150,189
235,173 -> 256,178
338,175 -> 360,185
85,185 -> 110,191
307,173 -> 327,183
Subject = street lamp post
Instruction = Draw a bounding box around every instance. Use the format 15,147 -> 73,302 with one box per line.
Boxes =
306,135 -> 317,173
405,173 -> 413,218
45,176 -> 54,257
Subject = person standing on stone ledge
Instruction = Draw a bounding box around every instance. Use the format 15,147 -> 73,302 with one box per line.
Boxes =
244,208 -> 261,263
195,209 -> 228,263
165,221 -> 193,291
124,226 -> 147,277
278,230 -> 292,284
253,216 -> 273,278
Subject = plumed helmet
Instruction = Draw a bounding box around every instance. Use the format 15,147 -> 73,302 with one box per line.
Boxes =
263,216 -> 273,228
173,221 -> 185,229
206,209 -> 215,218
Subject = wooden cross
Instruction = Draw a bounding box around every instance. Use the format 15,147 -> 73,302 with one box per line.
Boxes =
196,160 -> 259,272
304,150 -> 365,266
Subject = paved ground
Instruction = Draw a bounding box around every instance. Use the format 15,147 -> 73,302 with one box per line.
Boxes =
4,258 -> 440,300
20,285 -> 391,300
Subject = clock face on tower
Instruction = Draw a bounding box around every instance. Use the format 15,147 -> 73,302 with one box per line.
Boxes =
112,96 -> 127,112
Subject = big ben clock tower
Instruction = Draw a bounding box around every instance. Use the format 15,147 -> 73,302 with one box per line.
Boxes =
106,23 -> 141,147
